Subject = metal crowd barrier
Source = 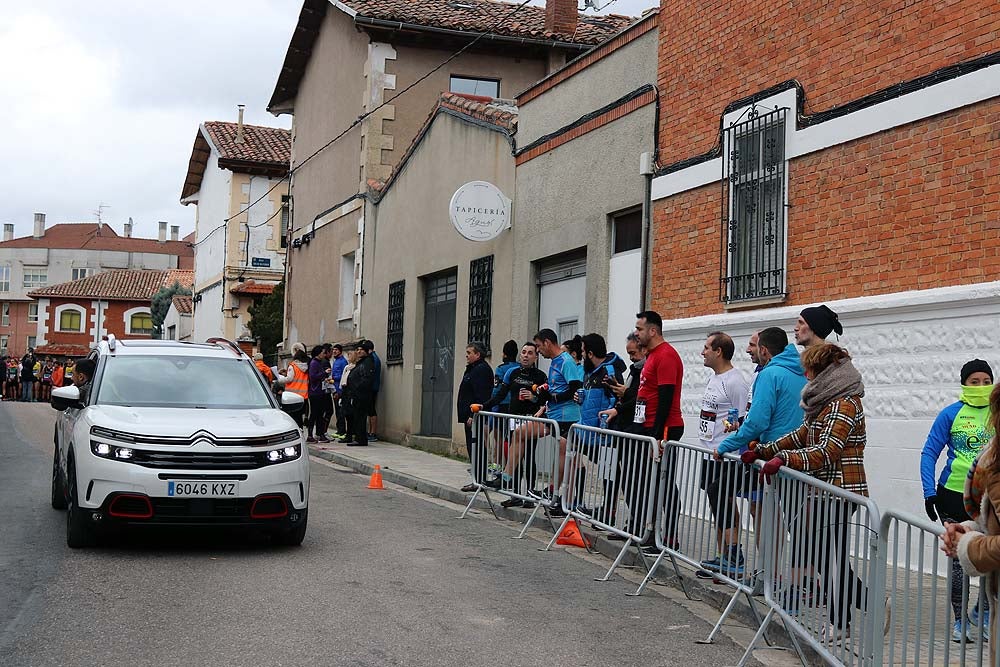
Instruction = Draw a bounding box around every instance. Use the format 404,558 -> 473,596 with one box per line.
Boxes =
633,440 -> 787,648
741,463 -> 884,667
462,410 -> 562,538
874,510 -> 993,667
541,423 -> 660,582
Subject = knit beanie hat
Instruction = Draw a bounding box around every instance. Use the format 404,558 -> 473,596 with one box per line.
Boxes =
961,359 -> 994,384
800,304 -> 843,339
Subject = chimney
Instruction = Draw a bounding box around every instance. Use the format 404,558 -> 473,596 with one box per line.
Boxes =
33,212 -> 46,239
545,0 -> 577,37
3,224 -> 13,242
170,225 -> 180,242
235,104 -> 246,145
124,217 -> 133,238
158,221 -> 167,243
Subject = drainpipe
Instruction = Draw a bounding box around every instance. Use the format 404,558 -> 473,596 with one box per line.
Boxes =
639,151 -> 654,310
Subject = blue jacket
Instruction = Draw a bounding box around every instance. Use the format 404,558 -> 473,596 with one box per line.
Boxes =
492,361 -> 519,409
545,352 -> 584,423
920,400 -> 993,498
718,344 -> 806,454
331,356 -> 347,385
579,353 -> 627,427
370,351 -> 382,392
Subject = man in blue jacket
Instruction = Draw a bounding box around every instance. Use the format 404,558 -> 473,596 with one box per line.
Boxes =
716,327 -> 806,459
330,344 -> 348,439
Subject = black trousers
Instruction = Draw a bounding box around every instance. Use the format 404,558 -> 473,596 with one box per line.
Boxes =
465,423 -> 488,483
349,405 -> 368,446
623,425 -> 684,547
334,396 -> 346,434
307,395 -> 333,436
705,461 -> 759,530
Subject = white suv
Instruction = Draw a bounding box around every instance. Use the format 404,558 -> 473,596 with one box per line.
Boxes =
50,336 -> 309,548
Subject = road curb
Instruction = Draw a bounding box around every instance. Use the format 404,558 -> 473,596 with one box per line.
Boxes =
309,444 -> 812,663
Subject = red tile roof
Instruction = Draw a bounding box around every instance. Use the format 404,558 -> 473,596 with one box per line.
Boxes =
203,122 -> 291,170
181,122 -> 291,201
34,344 -> 91,358
229,280 -> 276,295
268,0 -> 634,112
0,223 -> 193,258
172,295 -> 193,315
340,0 -> 633,44
370,92 -> 516,197
28,269 -> 192,301
164,269 -> 195,291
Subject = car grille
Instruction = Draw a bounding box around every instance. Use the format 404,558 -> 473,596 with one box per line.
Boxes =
127,449 -> 269,470
150,498 -> 251,520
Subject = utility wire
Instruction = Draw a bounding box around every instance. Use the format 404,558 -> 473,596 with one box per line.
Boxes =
221,0 -> 535,226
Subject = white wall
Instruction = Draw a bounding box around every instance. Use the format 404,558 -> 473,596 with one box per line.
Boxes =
607,250 -> 641,360
242,175 -> 285,277
192,283 -> 223,341
162,303 -> 192,341
192,150 -> 230,339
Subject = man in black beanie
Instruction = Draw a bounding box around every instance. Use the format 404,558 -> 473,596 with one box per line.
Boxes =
795,304 -> 844,347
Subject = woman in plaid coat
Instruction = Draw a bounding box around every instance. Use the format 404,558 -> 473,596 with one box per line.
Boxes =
746,343 -> 874,639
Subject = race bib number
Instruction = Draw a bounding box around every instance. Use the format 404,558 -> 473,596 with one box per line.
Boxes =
633,400 -> 646,424
698,410 -> 716,441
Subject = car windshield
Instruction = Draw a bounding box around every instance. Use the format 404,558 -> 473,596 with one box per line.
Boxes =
94,355 -> 274,409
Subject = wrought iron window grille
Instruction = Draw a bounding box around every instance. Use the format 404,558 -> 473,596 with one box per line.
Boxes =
720,105 -> 789,304
467,255 -> 494,354
386,280 -> 405,364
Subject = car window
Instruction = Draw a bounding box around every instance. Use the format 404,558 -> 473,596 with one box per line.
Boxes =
94,356 -> 274,409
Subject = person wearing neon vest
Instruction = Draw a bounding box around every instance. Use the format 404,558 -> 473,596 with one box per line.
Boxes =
276,343 -> 310,427
922,359 -> 994,642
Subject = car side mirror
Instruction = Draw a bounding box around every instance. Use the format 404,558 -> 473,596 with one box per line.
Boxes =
51,385 -> 84,411
280,391 -> 305,414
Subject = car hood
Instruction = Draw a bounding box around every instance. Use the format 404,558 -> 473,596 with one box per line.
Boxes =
87,406 -> 299,439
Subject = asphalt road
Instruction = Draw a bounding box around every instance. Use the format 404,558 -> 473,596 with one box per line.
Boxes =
0,402 -> 746,666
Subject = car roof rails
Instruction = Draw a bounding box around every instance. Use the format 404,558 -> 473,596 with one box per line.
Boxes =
97,334 -> 118,355
205,337 -> 247,359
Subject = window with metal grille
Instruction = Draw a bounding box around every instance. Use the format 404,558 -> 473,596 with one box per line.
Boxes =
1,302 -> 8,326
386,280 -> 405,364
280,195 -> 290,249
720,106 -> 787,304
467,255 -> 493,353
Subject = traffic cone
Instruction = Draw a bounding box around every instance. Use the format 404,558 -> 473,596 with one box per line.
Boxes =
367,465 -> 385,490
555,518 -> 589,548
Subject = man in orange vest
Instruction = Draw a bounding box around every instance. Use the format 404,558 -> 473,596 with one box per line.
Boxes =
277,343 -> 310,427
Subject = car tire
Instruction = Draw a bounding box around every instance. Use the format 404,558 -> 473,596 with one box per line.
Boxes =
274,509 -> 308,547
51,440 -> 67,510
66,459 -> 97,549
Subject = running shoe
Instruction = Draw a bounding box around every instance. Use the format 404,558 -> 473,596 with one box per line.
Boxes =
952,619 -> 973,643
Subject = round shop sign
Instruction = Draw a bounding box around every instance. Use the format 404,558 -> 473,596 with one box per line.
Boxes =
449,181 -> 511,242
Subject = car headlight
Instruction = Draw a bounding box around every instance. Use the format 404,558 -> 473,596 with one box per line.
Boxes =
91,440 -> 134,460
264,444 -> 300,464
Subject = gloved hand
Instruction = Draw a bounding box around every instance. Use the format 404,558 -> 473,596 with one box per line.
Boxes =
740,450 -> 760,465
925,496 -> 938,522
759,456 -> 783,483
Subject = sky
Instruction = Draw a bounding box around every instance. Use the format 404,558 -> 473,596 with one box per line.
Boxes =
0,0 -> 657,242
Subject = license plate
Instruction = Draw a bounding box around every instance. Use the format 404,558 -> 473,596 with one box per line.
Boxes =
167,481 -> 239,498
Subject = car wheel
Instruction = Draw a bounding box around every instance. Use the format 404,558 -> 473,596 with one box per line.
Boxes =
50,441 -> 67,510
274,509 -> 308,547
66,459 -> 97,548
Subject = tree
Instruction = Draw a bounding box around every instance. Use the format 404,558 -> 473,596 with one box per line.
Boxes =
248,281 -> 284,358
150,281 -> 192,339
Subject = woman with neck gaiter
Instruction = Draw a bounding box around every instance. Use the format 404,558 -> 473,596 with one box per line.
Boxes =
921,359 -> 994,643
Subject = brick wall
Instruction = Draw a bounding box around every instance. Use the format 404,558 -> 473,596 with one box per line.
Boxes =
650,97 -> 1000,317
657,0 -> 998,163
43,298 -> 154,348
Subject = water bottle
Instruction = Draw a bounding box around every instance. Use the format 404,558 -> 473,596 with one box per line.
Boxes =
726,408 -> 739,429
599,413 -> 609,429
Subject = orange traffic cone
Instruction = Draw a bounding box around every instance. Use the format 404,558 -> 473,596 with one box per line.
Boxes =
368,465 -> 385,490
555,518 -> 589,548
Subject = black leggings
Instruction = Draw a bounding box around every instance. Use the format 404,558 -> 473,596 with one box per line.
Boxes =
307,395 -> 333,436
936,485 -> 990,620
